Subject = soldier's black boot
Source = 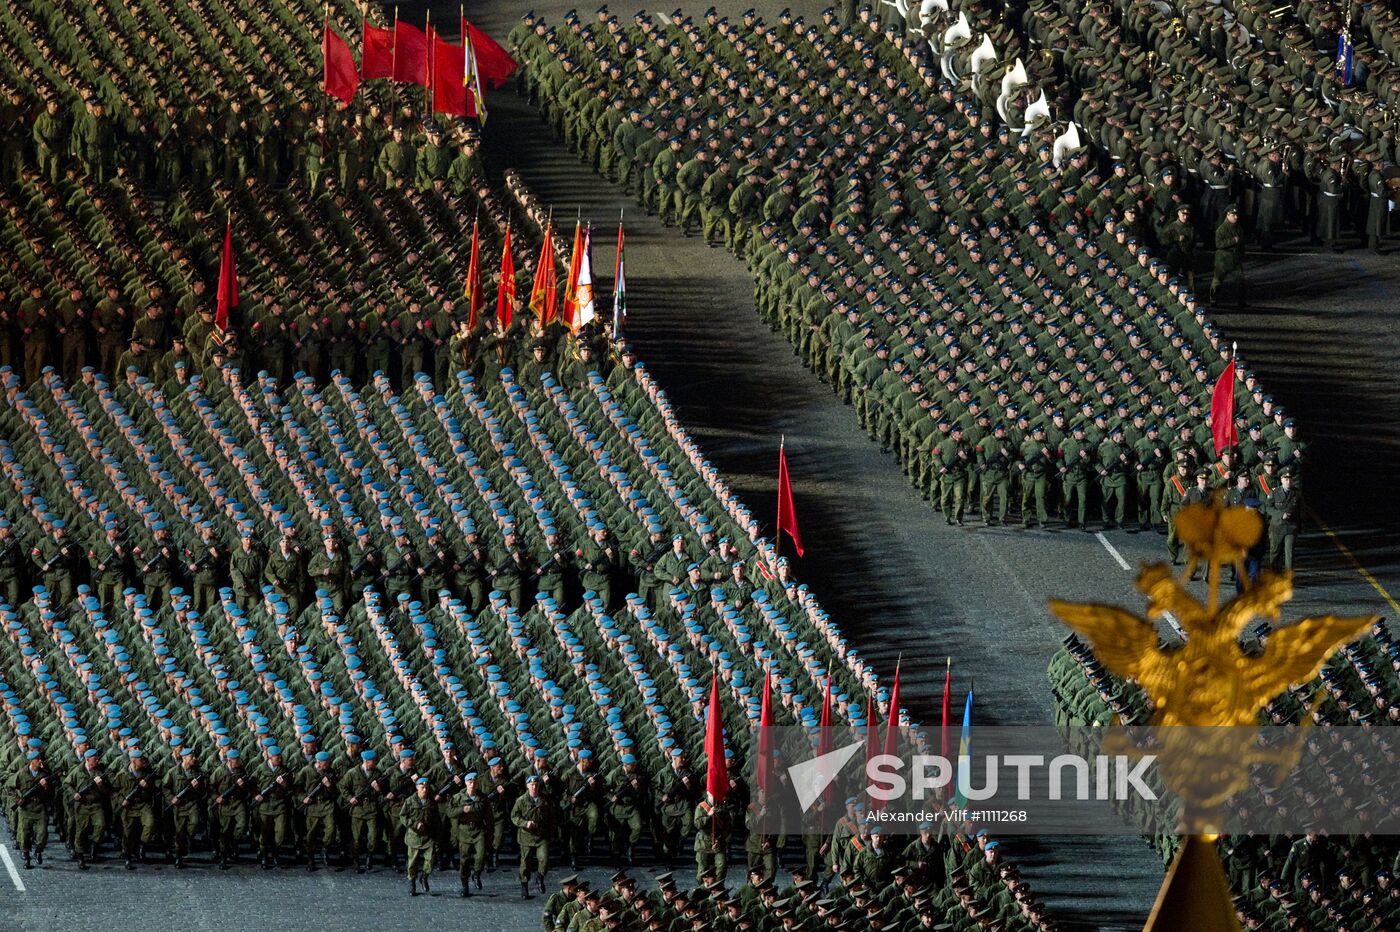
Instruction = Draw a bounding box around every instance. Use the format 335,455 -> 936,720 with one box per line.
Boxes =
125,857 -> 136,871
474,869 -> 483,890
34,849 -> 42,866
422,872 -> 431,893
307,851 -> 317,872
357,854 -> 368,874
78,852 -> 89,871
410,875 -> 419,897
22,851 -> 31,870
461,879 -> 471,898
175,854 -> 185,869
537,871 -> 546,893
521,881 -> 533,900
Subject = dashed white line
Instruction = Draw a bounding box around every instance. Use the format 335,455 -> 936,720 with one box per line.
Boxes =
0,843 -> 26,892
1095,532 -> 1186,640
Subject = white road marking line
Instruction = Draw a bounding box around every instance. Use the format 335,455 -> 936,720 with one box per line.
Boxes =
1094,532 -> 1130,571
0,843 -> 26,892
1096,532 -> 1186,640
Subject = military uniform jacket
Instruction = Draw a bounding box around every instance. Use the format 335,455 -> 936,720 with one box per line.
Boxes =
68,765 -> 112,814
253,764 -> 294,815
452,792 -> 493,840
512,793 -> 557,845
211,766 -> 254,810
113,766 -> 160,811
399,796 -> 443,846
1265,488 -> 1301,531
11,767 -> 55,812
300,766 -> 340,813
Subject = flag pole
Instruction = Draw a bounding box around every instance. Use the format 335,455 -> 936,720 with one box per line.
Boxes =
424,8 -> 432,118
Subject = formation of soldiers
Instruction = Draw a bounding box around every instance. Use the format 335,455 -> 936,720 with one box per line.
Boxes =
513,7 -> 1306,565
1052,623 -> 1400,931
542,827 -> 1052,932
1,0 -> 494,391
2,244 -> 1043,912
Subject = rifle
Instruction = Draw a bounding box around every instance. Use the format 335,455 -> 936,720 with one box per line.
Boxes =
19,775 -> 49,805
122,776 -> 152,807
255,771 -> 287,802
489,551 -> 519,579
303,774 -> 334,807
531,553 -> 560,581
213,774 -> 250,807
168,775 -> 202,809
72,775 -> 99,803
640,541 -> 670,571
433,773 -> 463,801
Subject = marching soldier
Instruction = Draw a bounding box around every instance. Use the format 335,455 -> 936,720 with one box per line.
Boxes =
692,790 -> 732,886
166,748 -> 206,868
340,748 -> 387,873
401,777 -> 442,896
113,749 -> 162,869
210,749 -> 252,869
300,750 -> 340,871
1265,467 -> 1303,571
11,749 -> 54,868
252,747 -> 294,868
452,771 -> 492,897
68,748 -> 111,869
512,774 -> 558,899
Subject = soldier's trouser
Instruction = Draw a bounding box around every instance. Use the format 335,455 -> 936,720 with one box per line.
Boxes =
657,813 -> 683,858
609,810 -> 641,855
457,834 -> 487,882
1061,478 -> 1089,526
569,803 -> 600,857
702,208 -> 728,243
1268,527 -> 1296,570
42,572 -> 73,608
940,476 -> 967,522
0,577 -> 19,610
746,846 -> 777,882
120,806 -> 157,857
350,810 -> 381,857
1166,511 -> 1183,562
24,340 -> 46,385
1101,480 -> 1127,525
304,809 -> 335,853
16,809 -> 47,854
258,810 -> 289,856
981,477 -> 1010,523
71,807 -> 105,855
695,844 -> 727,884
172,807 -> 201,856
1137,478 -> 1162,528
407,842 -> 434,879
518,838 -> 549,882
1021,476 -> 1049,526
216,806 -> 249,857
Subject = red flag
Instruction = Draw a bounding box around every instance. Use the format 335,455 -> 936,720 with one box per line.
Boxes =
392,20 -> 429,85
560,221 -> 583,328
940,657 -> 951,801
215,220 -> 237,333
527,222 -> 556,322
882,659 -> 901,761
863,691 -> 879,777
817,674 -> 834,805
361,21 -> 394,79
431,31 -> 467,115
756,666 -> 773,796
495,225 -> 516,331
705,672 -> 728,803
465,22 -> 519,89
464,218 -> 481,329
777,440 -> 804,557
1210,359 -> 1237,455
322,20 -> 360,103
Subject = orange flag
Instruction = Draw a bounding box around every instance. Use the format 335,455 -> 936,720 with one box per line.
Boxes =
757,665 -> 773,796
527,222 -> 556,323
464,218 -> 481,329
495,225 -> 516,330
560,220 -> 582,329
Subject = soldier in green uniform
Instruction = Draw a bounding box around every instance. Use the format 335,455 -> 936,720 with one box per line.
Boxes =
934,427 -> 972,525
692,790 -> 732,885
451,771 -> 492,896
229,531 -> 264,605
166,748 -> 206,868
606,754 -> 646,864
32,99 -> 66,183
300,750 -> 339,871
1134,425 -> 1167,532
1097,425 -> 1131,529
210,748 -> 252,869
11,750 -> 55,868
35,520 -> 78,608
18,285 -> 52,385
1264,468 -> 1302,571
1017,426 -> 1052,528
307,533 -> 349,615
252,747 -> 294,868
562,751 -> 603,870
378,125 -> 413,188
577,525 -> 617,610
67,749 -> 111,869
1210,205 -> 1245,307
183,521 -> 223,613
976,424 -> 1015,526
485,755 -> 519,870
1058,424 -> 1094,530
401,776 -> 442,895
0,518 -> 21,608
340,749 -> 387,872
744,798 -> 778,883
113,749 -> 162,869
264,536 -> 305,619
513,774 -> 557,899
